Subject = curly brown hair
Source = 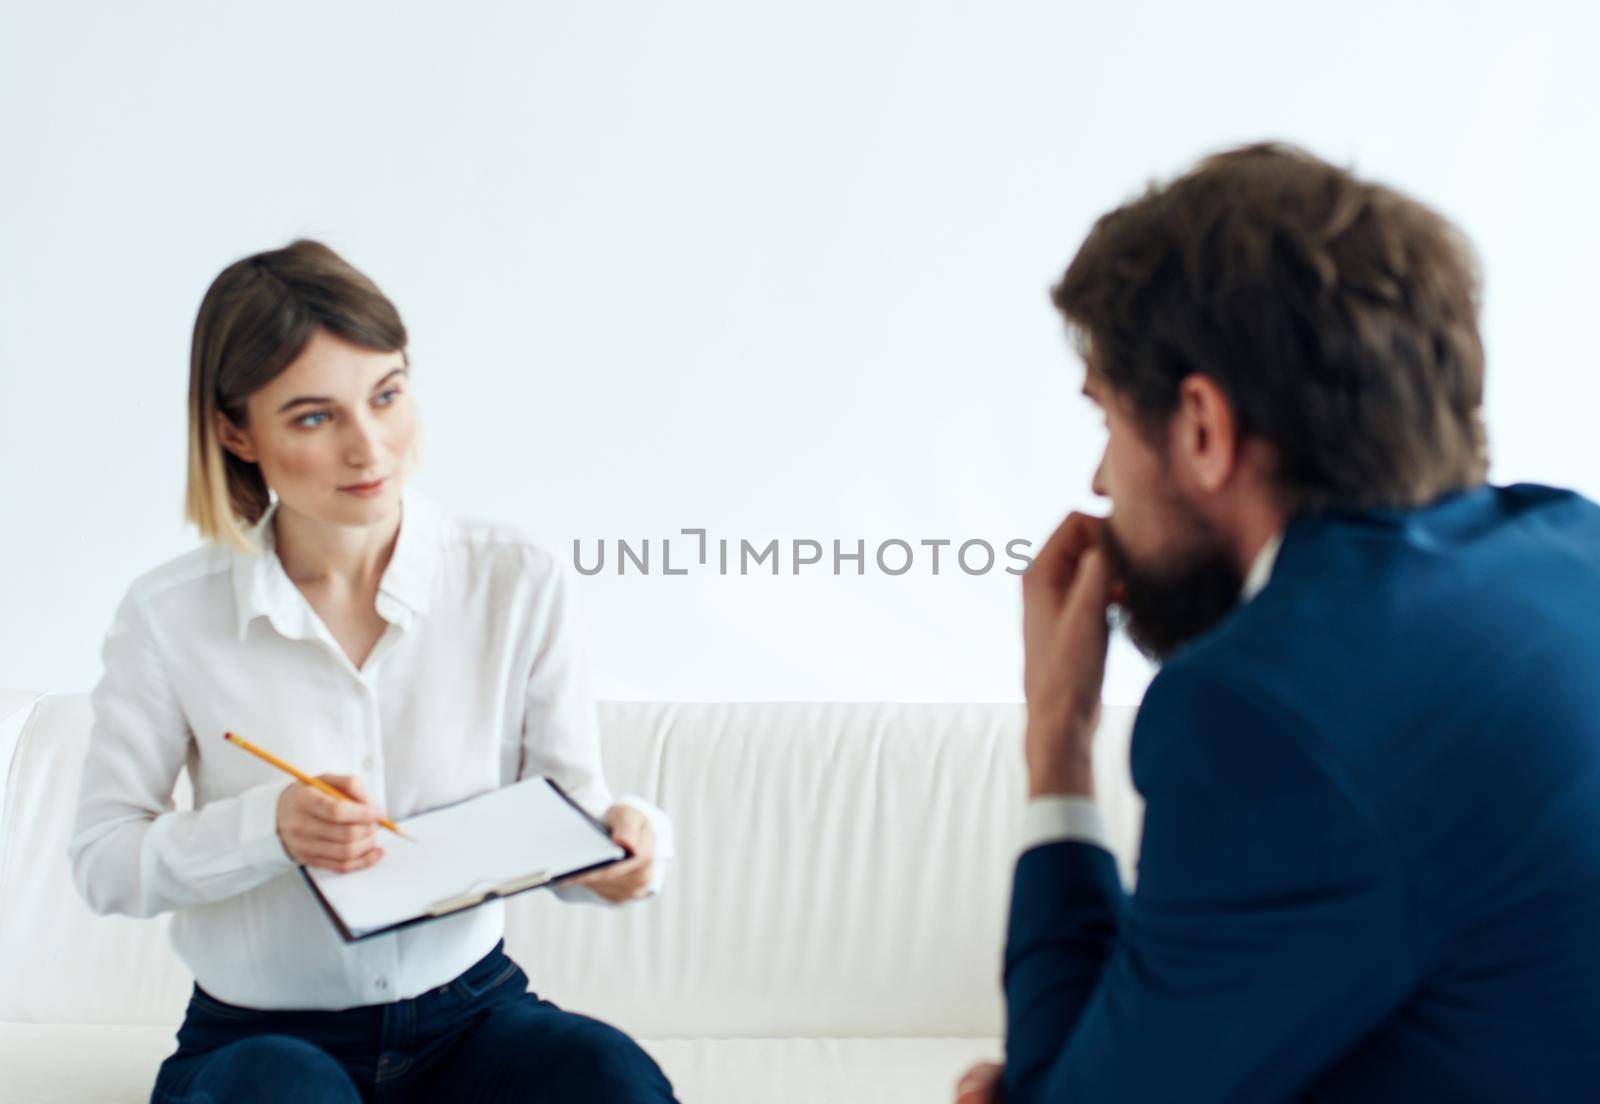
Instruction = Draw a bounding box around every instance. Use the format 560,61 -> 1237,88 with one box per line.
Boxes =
1053,141 -> 1488,514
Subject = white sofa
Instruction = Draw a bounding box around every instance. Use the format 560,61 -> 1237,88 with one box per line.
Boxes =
0,688 -> 1143,1103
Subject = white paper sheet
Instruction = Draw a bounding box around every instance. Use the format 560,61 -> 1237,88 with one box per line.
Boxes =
303,776 -> 626,939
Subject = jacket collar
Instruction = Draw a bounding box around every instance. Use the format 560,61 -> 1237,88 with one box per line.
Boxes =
230,487 -> 441,643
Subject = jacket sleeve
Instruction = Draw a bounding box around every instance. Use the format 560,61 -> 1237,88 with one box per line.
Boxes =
1002,663 -> 1417,1103
67,589 -> 296,918
516,556 -> 675,906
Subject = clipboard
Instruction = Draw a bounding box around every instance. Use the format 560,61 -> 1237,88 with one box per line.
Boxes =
298,776 -> 628,942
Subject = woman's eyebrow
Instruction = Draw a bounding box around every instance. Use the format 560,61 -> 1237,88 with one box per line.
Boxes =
369,366 -> 408,390
274,367 -> 408,414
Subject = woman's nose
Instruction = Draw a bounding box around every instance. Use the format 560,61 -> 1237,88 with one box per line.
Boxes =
343,411 -> 382,468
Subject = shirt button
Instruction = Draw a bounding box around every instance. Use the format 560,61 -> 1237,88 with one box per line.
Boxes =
375,978 -> 388,990
362,757 -> 375,772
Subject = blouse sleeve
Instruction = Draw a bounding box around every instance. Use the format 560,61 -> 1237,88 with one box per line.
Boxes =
516,555 -> 675,905
66,588 -> 296,918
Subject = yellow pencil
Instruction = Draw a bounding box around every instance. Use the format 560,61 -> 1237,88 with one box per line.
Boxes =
222,732 -> 416,842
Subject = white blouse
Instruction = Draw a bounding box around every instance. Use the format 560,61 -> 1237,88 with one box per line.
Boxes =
67,489 -> 673,1011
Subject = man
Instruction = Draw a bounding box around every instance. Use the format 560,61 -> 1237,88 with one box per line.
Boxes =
957,143 -> 1600,1103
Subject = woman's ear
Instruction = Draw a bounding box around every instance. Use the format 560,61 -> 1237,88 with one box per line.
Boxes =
214,410 -> 258,464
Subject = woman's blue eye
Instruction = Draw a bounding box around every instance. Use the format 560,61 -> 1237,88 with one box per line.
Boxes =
291,389 -> 398,428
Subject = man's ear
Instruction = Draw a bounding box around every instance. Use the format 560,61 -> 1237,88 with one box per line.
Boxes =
214,410 -> 258,464
1171,373 -> 1238,495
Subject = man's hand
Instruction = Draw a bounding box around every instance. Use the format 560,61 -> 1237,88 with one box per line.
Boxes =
953,1060 -> 1003,1104
1022,511 -> 1116,798
561,804 -> 655,903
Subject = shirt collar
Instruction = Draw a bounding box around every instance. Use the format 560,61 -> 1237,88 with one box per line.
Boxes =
230,487 -> 441,643
1240,529 -> 1283,603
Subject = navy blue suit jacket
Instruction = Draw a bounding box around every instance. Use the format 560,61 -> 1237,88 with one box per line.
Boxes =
1004,483 -> 1600,1102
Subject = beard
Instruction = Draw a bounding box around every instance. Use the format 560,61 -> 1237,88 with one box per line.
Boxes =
1098,502 -> 1245,664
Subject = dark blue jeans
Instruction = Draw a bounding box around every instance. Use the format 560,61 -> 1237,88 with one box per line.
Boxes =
150,939 -> 676,1103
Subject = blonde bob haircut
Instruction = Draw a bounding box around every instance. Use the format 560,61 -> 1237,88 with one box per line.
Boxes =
185,239 -> 408,552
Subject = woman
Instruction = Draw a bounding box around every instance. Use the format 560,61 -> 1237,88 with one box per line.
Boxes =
67,240 -> 678,1103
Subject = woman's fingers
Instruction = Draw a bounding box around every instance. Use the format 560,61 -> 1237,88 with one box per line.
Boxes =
300,835 -> 380,864
284,780 -> 384,868
306,846 -> 384,873
316,792 -> 380,824
564,854 -> 651,901
320,772 -> 369,802
290,802 -> 377,844
313,774 -> 384,826
299,820 -> 377,846
567,854 -> 648,886
297,829 -> 384,870
606,805 -> 650,846
592,805 -> 656,898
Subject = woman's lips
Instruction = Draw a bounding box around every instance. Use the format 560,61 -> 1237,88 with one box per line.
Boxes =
339,478 -> 387,497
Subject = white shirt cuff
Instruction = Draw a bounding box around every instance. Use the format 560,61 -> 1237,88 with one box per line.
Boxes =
237,779 -> 297,870
1020,795 -> 1111,856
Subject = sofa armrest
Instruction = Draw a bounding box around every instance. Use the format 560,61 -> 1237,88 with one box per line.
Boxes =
0,689 -> 44,833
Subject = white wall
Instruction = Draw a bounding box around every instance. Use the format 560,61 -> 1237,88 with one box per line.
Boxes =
2,1 -> 1595,703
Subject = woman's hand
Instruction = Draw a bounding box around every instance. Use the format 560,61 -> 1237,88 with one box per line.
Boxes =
562,804 -> 655,902
275,773 -> 386,872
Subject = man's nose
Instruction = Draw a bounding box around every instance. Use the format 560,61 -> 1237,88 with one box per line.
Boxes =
1091,452 -> 1108,498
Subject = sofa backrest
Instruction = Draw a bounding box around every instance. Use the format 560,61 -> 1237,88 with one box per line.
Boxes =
0,692 -> 1143,1039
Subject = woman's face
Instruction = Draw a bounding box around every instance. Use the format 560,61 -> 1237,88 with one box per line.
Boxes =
218,328 -> 416,530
